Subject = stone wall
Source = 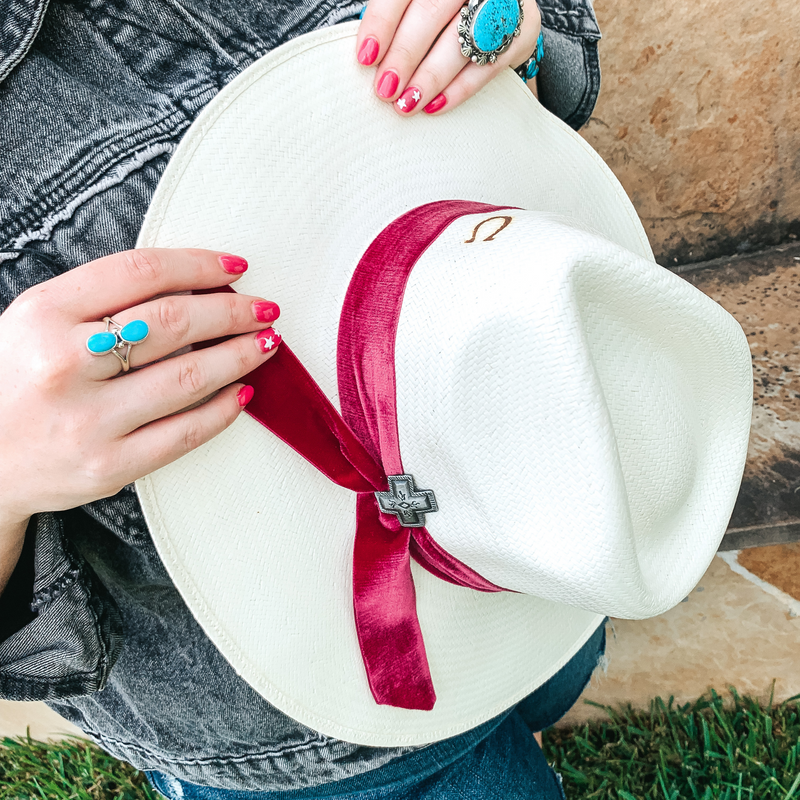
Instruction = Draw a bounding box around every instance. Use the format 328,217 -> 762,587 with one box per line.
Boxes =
583,0 -> 800,265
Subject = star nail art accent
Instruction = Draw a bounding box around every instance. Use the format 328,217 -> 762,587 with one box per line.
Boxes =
256,327 -> 282,353
397,87 -> 421,113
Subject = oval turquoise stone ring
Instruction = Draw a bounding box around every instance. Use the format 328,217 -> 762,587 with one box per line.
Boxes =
457,0 -> 523,65
86,316 -> 149,372
120,319 -> 149,345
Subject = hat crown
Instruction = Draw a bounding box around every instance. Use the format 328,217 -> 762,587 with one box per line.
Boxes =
393,210 -> 747,618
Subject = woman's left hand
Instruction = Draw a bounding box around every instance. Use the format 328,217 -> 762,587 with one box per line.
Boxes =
356,0 -> 541,115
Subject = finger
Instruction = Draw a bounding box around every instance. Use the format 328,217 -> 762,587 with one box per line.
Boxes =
421,5 -> 541,115
121,382 -> 253,478
372,0 -> 464,104
357,0 -> 412,68
48,248 -> 251,323
80,292 -> 280,381
423,60 -> 504,114
107,328 -> 282,432
390,11 -> 468,115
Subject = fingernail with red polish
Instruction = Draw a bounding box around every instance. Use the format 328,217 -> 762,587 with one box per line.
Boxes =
397,86 -> 421,113
220,255 -> 248,274
255,327 -> 282,353
377,70 -> 399,99
423,93 -> 447,114
253,300 -> 281,323
358,36 -> 379,66
237,385 -> 254,407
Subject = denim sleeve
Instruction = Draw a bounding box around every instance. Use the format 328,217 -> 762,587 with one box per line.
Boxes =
0,511 -> 123,701
536,0 -> 601,130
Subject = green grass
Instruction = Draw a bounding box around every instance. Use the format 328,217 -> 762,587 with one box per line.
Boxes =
0,734 -> 156,800
546,689 -> 800,799
1,689 -> 799,799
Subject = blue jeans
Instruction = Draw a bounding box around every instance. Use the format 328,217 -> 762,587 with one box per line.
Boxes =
147,623 -> 605,799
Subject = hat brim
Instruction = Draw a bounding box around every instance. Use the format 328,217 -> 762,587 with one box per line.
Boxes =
136,23 -> 652,745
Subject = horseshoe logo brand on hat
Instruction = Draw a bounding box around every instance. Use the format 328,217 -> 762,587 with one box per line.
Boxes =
465,215 -> 513,242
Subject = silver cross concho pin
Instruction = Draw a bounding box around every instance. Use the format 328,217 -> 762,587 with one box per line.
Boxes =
374,475 -> 438,528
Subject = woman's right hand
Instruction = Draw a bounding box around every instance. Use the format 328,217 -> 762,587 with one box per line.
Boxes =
357,0 -> 541,115
0,248 -> 282,590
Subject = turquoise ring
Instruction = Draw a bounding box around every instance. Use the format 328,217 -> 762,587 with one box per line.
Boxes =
514,30 -> 544,83
86,316 -> 149,372
457,0 -> 524,66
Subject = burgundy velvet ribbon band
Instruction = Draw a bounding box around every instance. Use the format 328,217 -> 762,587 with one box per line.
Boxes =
242,201 -> 511,710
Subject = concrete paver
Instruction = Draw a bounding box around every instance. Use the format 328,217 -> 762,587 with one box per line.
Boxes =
562,554 -> 800,726
0,699 -> 82,741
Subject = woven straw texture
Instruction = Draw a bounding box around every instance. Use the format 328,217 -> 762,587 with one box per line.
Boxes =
135,23 -> 753,745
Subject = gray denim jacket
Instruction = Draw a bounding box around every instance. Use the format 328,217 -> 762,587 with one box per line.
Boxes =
0,0 -> 601,790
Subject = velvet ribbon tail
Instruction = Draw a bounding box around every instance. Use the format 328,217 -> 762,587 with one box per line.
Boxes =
243,344 -> 438,708
353,493 -> 437,710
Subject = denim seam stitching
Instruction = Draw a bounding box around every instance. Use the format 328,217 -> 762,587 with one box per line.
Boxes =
0,533 -> 109,703
0,672 -> 104,701
3,117 -> 182,243
0,112 -> 186,249
79,1 -> 270,126
539,8 -> 600,40
0,140 -> 178,258
80,729 -> 367,766
69,538 -> 114,692
81,1 -> 264,81
26,110 -> 180,223
30,567 -> 81,611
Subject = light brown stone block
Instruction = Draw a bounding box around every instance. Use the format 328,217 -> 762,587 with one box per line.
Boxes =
737,543 -> 800,601
561,556 -> 800,726
585,0 -> 800,263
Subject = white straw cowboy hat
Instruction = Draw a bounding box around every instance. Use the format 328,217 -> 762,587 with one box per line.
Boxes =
135,22 -> 753,746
